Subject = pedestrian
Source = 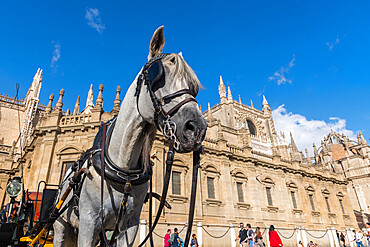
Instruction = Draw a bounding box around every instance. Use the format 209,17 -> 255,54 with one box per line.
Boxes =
191,233 -> 198,247
8,201 -> 18,223
0,206 -> 7,224
165,229 -> 171,247
340,232 -> 346,247
235,223 -> 248,247
353,229 -> 365,247
168,228 -> 182,247
246,223 -> 255,247
254,227 -> 265,247
269,225 -> 283,247
337,230 -> 342,247
365,223 -> 370,247
297,240 -> 304,247
307,241 -> 314,247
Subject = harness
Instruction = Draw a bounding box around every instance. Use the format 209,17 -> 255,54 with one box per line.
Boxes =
27,53 -> 203,247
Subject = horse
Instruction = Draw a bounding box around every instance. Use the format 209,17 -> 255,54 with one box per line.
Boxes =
53,26 -> 207,247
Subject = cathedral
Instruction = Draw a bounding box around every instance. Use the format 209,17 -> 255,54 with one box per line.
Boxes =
0,69 -> 369,246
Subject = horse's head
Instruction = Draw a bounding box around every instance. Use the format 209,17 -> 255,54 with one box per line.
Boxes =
137,26 -> 207,153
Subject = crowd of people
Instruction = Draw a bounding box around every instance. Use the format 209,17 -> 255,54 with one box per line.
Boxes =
162,222 -> 370,247
164,228 -> 199,247
0,201 -> 19,224
351,222 -> 370,247
235,223 -> 282,247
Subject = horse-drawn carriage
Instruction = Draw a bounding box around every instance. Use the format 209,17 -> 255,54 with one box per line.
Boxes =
1,26 -> 207,247
0,179 -> 58,247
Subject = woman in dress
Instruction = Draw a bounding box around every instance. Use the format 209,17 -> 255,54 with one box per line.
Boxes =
254,227 -> 265,247
268,225 -> 283,247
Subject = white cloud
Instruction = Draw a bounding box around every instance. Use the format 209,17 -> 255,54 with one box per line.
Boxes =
51,42 -> 61,69
272,104 -> 356,155
85,8 -> 105,34
326,35 -> 340,52
269,55 -> 295,85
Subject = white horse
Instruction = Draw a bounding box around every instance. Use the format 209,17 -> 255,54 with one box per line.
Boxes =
53,26 -> 207,247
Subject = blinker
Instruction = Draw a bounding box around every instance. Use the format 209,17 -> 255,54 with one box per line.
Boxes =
148,61 -> 165,92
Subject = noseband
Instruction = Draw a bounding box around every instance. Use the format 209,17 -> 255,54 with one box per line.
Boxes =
135,53 -> 197,150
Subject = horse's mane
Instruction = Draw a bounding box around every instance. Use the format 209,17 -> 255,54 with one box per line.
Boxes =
163,53 -> 202,96
141,53 -> 202,167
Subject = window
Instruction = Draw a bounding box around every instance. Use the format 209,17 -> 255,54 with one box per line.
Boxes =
60,161 -> 74,183
339,199 -> 345,214
266,187 -> 273,206
246,120 -> 256,136
309,194 -> 315,211
291,191 -> 297,209
172,171 -> 181,195
325,197 -> 331,212
236,182 -> 244,202
207,177 -> 215,199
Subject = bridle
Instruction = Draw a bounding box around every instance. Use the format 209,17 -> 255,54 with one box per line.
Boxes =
135,53 -> 198,150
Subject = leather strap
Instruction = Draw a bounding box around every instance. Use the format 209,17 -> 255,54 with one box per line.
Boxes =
100,122 -> 112,247
138,141 -> 175,247
184,148 -> 201,247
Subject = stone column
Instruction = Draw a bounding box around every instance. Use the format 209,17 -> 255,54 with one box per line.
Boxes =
347,228 -> 355,247
265,225 -> 270,247
295,226 -> 302,246
230,223 -> 236,247
328,227 -> 335,247
332,228 -> 340,247
300,226 -> 308,247
197,222 -> 203,247
140,219 -> 147,246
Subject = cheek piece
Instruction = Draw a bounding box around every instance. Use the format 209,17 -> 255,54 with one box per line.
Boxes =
135,53 -> 197,150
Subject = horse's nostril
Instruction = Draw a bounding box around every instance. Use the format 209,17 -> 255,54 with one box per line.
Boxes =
185,121 -> 195,132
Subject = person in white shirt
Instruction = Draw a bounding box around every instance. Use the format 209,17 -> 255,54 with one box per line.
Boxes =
365,223 -> 370,247
353,229 -> 365,247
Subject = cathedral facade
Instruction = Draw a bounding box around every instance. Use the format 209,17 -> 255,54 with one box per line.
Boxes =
1,70 -> 369,246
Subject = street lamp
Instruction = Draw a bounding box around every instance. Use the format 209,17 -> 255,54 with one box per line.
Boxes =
5,177 -> 22,198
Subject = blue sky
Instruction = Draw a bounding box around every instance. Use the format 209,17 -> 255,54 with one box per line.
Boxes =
0,0 -> 369,152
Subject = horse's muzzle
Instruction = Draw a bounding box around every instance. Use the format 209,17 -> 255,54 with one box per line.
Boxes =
176,117 -> 207,153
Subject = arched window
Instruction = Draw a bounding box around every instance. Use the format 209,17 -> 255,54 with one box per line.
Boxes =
231,169 -> 248,203
305,185 -> 316,211
247,120 -> 257,136
260,176 -> 275,206
286,180 -> 299,209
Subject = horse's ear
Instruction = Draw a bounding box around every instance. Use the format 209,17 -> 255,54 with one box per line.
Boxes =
148,26 -> 165,60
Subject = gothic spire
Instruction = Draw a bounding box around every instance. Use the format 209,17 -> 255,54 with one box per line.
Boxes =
74,96 -> 80,115
56,89 -> 64,112
86,84 -> 94,109
206,102 -> 216,123
227,86 -> 233,101
250,99 -> 254,108
218,75 -> 227,103
359,131 -> 367,145
45,93 -> 54,114
112,86 -> 121,115
262,95 -> 269,107
305,148 -> 312,165
95,84 -> 104,109
82,84 -> 95,114
290,132 -> 299,152
313,143 -> 318,156
238,95 -> 242,104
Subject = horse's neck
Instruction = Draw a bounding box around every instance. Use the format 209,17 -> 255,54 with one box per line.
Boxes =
108,81 -> 147,170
